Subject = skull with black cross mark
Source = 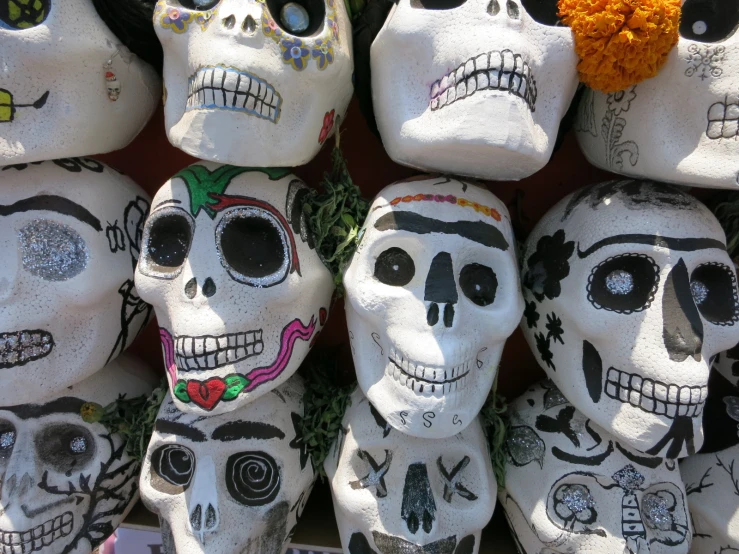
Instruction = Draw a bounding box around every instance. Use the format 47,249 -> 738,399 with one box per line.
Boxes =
370,0 -> 579,181
325,388 -> 496,554
140,375 -> 315,554
343,176 -> 523,439
520,179 -> 739,459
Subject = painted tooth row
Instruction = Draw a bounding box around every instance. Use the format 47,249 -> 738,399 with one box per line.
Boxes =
0,512 -> 73,552
175,341 -> 264,371
388,348 -> 471,384
386,357 -> 469,397
175,331 -> 262,357
0,331 -> 53,366
707,98 -> 739,139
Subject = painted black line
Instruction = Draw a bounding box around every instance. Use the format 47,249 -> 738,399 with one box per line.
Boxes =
0,195 -> 101,231
578,235 -> 725,258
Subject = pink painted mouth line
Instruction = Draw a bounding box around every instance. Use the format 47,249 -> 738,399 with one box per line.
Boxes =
159,328 -> 177,386
245,316 -> 316,391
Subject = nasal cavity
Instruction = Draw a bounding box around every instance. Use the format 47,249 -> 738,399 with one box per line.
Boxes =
202,277 -> 217,298
242,15 -> 256,34
662,258 -> 704,362
506,0 -> 519,18
425,252 -> 458,328
185,277 -> 197,299
487,0 -> 500,15
222,14 -> 236,29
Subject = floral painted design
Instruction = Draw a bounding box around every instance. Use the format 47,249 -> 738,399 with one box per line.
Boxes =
524,300 -> 539,329
535,332 -> 554,370
327,10 -> 340,43
553,484 -> 597,525
312,39 -> 335,70
195,6 -> 219,31
523,229 -> 575,302
545,312 -> 564,345
281,38 -> 311,71
319,110 -> 335,144
606,86 -> 637,117
262,12 -> 283,43
158,6 -> 193,33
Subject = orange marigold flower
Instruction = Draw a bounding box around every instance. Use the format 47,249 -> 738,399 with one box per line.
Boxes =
558,0 -> 680,93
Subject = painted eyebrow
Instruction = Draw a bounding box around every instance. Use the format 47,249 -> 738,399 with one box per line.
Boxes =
152,199 -> 183,210
210,420 -> 286,442
577,234 -> 727,258
155,419 -> 207,442
3,397 -> 85,420
0,195 -> 102,231
374,211 -> 509,250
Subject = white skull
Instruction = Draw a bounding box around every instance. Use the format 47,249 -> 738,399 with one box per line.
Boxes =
140,376 -> 315,554
575,1 -> 739,190
135,163 -> 333,415
325,388 -> 496,554
520,179 -> 739,459
501,380 -> 692,554
370,0 -> 578,181
0,0 -> 160,165
344,176 -> 523,438
0,353 -> 155,554
154,0 -> 353,167
0,159 -> 152,406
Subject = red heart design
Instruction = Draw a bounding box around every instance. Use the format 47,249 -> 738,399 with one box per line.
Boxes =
186,378 -> 226,411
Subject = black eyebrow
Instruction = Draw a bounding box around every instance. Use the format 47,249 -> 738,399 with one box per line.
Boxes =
155,419 -> 207,442
0,195 -> 102,231
3,397 -> 85,420
211,420 -> 286,442
153,199 -> 183,210
374,211 -> 509,250
577,234 -> 727,258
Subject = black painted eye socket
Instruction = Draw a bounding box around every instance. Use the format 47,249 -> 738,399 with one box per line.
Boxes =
587,254 -> 659,314
0,421 -> 16,460
680,0 -> 739,42
177,0 -> 220,9
691,263 -> 739,325
216,208 -> 291,288
410,0 -> 467,10
460,263 -> 498,306
374,247 -> 415,287
35,424 -> 96,474
520,0 -> 561,25
140,207 -> 194,280
0,0 -> 50,30
226,451 -> 281,506
265,0 -> 325,36
151,444 -> 195,495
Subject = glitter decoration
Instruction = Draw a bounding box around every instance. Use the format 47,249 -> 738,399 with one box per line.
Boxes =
560,484 -> 595,514
612,464 -> 645,491
643,493 -> 673,531
506,424 -> 546,468
690,280 -> 708,305
18,219 -> 88,281
0,431 -> 15,449
69,436 -> 87,454
606,269 -> 634,295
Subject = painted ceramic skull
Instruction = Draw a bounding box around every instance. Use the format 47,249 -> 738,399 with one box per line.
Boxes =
140,376 -> 315,554
370,0 -> 578,181
0,159 -> 152,405
575,1 -> 739,190
520,179 -> 739,459
344,176 -> 522,438
501,380 -> 692,554
0,353 -> 155,554
325,388 -> 496,554
154,0 -> 353,167
135,163 -> 333,415
0,0 -> 160,165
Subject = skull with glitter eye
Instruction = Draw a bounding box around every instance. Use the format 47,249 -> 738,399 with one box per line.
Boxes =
501,380 -> 692,554
575,0 -> 739,190
0,159 -> 152,406
0,354 -> 155,554
134,163 -> 333,415
325,387 -> 497,554
153,0 -> 353,167
520,179 -> 739,459
140,375 -> 315,554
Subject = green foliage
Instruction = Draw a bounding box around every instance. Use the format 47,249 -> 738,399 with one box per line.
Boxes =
709,191 -> 739,262
480,377 -> 510,490
343,0 -> 366,20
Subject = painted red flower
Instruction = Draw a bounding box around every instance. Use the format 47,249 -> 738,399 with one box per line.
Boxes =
319,109 -> 335,144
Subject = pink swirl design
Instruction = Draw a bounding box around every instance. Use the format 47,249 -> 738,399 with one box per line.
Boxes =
159,328 -> 178,385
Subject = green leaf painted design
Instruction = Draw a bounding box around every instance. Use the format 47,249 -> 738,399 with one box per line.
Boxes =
174,381 -> 191,403
222,375 -> 249,401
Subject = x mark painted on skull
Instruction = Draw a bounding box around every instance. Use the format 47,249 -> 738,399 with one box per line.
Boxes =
437,456 -> 478,503
350,450 -> 393,498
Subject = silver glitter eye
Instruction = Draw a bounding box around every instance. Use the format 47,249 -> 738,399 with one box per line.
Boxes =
691,280 -> 708,305
0,431 -> 15,450
280,2 -> 310,33
605,269 -> 634,295
560,484 -> 594,514
642,493 -> 673,531
18,219 -> 88,281
69,436 -> 87,454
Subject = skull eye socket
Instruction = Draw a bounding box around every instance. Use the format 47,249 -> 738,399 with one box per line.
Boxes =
225,451 -> 281,506
690,263 -> 739,325
35,424 -> 96,474
151,444 -> 195,495
265,0 -> 325,36
216,208 -> 291,288
0,421 -> 16,460
460,263 -> 498,306
140,207 -> 194,280
374,247 -> 415,286
410,0 -> 468,11
175,0 -> 220,9
520,0 -> 561,25
0,0 -> 50,30
18,220 -> 88,282
680,0 -> 739,42
587,254 -> 659,314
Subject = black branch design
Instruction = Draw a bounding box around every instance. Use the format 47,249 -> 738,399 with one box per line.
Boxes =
686,467 -> 714,496
716,455 -> 739,498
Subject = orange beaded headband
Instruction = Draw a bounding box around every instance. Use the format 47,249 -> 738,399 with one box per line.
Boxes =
383,193 -> 503,222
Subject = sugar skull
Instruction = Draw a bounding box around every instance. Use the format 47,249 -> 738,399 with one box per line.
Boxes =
153,0 -> 353,167
140,375 -> 315,554
502,380 -> 692,554
369,0 -> 579,181
134,163 -> 333,414
575,1 -> 739,190
343,176 -> 523,438
520,179 -> 739,459
0,159 -> 152,406
0,0 -> 160,164
325,388 -> 496,554
0,353 -> 155,554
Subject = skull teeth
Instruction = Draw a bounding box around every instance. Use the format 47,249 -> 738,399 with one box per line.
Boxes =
430,50 -> 537,112
386,348 -> 472,397
0,330 -> 53,369
174,331 -> 264,371
604,367 -> 707,419
186,66 -> 282,122
0,511 -> 73,552
706,95 -> 739,139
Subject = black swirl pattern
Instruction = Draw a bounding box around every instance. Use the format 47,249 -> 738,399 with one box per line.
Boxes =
151,444 -> 195,495
226,451 -> 281,506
